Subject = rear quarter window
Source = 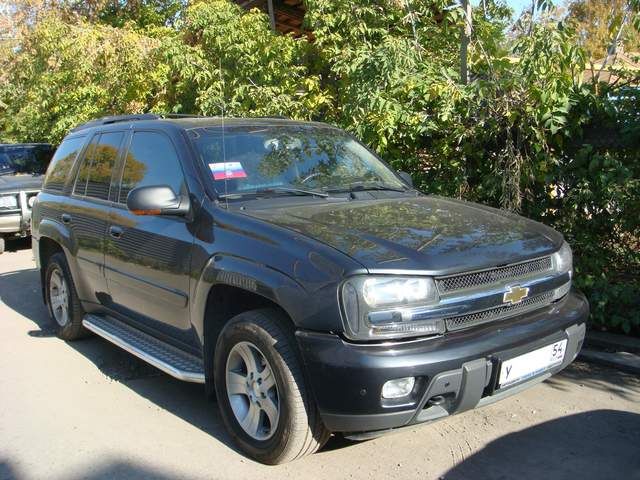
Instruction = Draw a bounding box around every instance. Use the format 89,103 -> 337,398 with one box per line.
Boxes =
43,137 -> 86,193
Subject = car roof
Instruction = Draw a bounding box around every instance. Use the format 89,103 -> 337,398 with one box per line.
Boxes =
166,117 -> 336,131
69,115 -> 336,135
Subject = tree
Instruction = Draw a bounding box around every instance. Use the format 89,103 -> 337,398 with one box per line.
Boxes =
0,0 -> 637,333
0,12 -> 170,143
568,0 -> 640,59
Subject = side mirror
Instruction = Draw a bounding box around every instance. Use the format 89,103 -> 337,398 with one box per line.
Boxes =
399,171 -> 414,188
126,185 -> 190,216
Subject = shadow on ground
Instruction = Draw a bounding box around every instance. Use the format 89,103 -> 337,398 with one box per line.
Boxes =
444,409 -> 640,480
1,266 -> 639,478
0,267 -> 238,457
1,456 -> 199,480
0,266 -> 353,461
545,360 -> 640,402
3,237 -> 31,253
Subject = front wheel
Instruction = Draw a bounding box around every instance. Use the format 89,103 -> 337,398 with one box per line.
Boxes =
214,309 -> 329,464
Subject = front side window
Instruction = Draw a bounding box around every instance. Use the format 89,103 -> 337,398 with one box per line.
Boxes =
190,126 -> 406,196
118,131 -> 185,204
43,137 -> 85,192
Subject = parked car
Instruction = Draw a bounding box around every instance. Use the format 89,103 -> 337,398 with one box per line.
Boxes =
32,114 -> 588,464
0,143 -> 54,253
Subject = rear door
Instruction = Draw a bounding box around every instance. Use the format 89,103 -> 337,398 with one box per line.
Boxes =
65,131 -> 125,302
104,129 -> 194,342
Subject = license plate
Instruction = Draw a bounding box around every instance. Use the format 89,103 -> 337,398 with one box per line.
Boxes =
499,340 -> 567,388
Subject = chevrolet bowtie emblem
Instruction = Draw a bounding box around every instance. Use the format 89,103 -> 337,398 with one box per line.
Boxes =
503,285 -> 530,305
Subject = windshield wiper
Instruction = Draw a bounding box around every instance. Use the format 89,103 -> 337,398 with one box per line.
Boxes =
219,186 -> 329,199
324,181 -> 410,194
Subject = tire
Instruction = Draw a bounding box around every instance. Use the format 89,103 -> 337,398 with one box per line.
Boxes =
214,308 -> 329,464
44,252 -> 87,340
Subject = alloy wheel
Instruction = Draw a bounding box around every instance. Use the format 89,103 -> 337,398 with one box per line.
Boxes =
49,267 -> 70,327
225,341 -> 280,441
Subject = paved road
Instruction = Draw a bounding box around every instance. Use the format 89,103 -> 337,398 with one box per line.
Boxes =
1,244 -> 639,480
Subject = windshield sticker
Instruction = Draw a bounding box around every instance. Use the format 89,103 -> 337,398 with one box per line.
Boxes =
209,162 -> 247,180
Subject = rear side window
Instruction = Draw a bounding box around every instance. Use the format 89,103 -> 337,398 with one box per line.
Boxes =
73,132 -> 124,201
43,137 -> 85,192
118,131 -> 185,204
73,138 -> 97,196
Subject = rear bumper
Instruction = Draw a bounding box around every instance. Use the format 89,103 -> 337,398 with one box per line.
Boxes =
296,289 -> 588,434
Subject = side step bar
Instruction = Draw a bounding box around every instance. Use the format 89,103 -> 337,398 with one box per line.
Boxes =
82,314 -> 205,383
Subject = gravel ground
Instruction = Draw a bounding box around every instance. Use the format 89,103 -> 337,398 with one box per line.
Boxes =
1,243 -> 639,480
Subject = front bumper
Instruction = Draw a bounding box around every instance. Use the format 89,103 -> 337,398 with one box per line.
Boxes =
296,289 -> 588,435
0,213 -> 22,234
0,191 -> 37,236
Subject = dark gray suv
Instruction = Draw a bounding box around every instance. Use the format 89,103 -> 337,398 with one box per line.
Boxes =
32,114 -> 588,464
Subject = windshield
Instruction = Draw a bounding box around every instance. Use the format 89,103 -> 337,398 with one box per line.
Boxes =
190,126 -> 407,196
0,146 -> 51,175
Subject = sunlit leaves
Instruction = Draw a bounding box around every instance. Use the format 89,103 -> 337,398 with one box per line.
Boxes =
0,13 -> 169,143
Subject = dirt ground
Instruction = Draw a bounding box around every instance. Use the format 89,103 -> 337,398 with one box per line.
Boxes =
1,242 -> 639,480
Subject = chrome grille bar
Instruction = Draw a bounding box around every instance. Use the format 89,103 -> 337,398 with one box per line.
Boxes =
445,291 -> 555,332
437,256 -> 553,294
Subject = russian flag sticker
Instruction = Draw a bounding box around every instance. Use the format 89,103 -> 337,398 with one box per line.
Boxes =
209,162 -> 248,180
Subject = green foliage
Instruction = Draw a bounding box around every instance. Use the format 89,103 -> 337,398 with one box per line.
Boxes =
96,0 -> 186,28
0,0 -> 638,334
0,13 -> 169,143
180,0 -> 329,118
544,91 -> 640,334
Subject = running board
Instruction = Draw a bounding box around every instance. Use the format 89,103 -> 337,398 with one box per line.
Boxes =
82,314 -> 205,383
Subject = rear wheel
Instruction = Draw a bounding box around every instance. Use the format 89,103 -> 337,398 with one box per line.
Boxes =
214,308 -> 329,464
45,252 -> 87,340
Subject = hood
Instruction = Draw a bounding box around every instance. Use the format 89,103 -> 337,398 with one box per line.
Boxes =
0,174 -> 43,193
242,195 -> 563,274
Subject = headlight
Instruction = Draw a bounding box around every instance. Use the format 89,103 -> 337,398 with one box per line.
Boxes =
363,277 -> 432,307
341,276 -> 444,341
0,194 -> 18,209
552,241 -> 573,276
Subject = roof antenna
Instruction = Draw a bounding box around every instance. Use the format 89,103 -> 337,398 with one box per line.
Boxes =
219,57 -> 229,210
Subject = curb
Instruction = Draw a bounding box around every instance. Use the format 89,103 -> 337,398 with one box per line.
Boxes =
578,349 -> 640,376
585,331 -> 640,354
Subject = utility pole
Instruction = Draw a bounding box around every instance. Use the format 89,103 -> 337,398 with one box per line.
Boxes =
460,0 -> 472,84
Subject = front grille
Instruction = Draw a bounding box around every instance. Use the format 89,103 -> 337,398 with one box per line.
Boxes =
445,291 -> 555,332
0,193 -> 19,213
437,256 -> 553,294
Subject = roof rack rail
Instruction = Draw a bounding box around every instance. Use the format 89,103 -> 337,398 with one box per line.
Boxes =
70,114 -> 161,133
161,113 -> 208,119
69,113 -> 292,134
69,113 -> 213,133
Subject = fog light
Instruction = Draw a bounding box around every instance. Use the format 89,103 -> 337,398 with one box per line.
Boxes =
382,377 -> 415,399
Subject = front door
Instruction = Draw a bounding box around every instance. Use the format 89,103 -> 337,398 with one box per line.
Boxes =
104,130 -> 194,343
